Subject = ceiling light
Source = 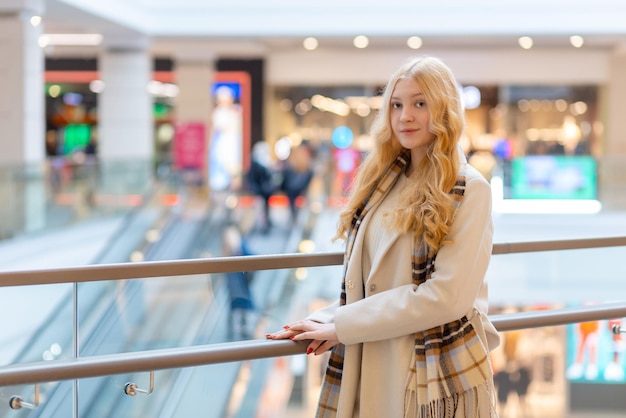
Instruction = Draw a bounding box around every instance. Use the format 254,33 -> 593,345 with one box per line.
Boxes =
570,35 -> 584,48
407,36 -> 423,49
30,16 -> 42,27
353,35 -> 369,49
303,37 -> 319,51
555,99 -> 568,112
311,94 -> 351,116
570,101 -> 588,115
518,36 -> 533,50
39,34 -> 103,47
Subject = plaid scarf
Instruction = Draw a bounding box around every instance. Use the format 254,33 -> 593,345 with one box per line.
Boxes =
316,150 -> 495,417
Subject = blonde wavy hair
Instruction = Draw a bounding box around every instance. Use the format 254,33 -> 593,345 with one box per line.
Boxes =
335,56 -> 465,251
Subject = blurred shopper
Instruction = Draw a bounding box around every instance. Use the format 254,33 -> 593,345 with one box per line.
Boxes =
245,141 -> 278,233
267,56 -> 500,417
493,366 -> 512,417
222,224 -> 255,339
281,143 -> 314,223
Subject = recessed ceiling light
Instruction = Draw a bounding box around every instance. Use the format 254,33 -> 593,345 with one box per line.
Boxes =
407,36 -> 423,49
303,37 -> 318,51
353,35 -> 369,49
30,16 -> 42,27
518,36 -> 533,49
570,35 -> 584,48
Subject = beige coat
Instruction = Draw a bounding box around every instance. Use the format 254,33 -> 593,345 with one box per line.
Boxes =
308,161 -> 500,418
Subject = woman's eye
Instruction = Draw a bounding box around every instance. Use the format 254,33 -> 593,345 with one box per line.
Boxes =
416,101 -> 426,108
391,102 -> 401,109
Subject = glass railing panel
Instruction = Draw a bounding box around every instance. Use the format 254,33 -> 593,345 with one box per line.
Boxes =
2,247 -> 626,417
70,361 -> 313,418
68,256 -> 343,417
0,282 -> 74,418
487,244 -> 626,306
0,159 -> 159,241
2,171 -> 626,418
0,282 -> 74,368
487,243 -> 626,417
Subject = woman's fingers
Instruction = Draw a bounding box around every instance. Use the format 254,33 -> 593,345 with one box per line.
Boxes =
292,322 -> 337,343
265,324 -> 311,339
265,328 -> 299,340
284,320 -> 314,332
305,339 -> 336,355
315,340 -> 333,354
266,320 -> 338,347
266,320 -> 316,339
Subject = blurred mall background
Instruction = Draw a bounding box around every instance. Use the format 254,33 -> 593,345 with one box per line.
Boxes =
1,1 -> 626,417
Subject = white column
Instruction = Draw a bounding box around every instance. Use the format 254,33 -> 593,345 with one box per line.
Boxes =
0,1 -> 45,169
0,1 -> 45,234
98,39 -> 153,189
98,47 -> 153,161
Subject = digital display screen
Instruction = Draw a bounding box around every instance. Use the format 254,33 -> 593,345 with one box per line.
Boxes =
566,315 -> 626,384
63,124 -> 91,154
510,156 -> 597,200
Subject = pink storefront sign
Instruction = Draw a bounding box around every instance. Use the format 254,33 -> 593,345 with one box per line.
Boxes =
174,122 -> 206,170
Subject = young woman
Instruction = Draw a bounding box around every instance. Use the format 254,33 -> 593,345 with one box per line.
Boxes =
267,56 -> 500,417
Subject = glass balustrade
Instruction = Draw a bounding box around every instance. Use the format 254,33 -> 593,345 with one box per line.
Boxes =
1,153 -> 626,417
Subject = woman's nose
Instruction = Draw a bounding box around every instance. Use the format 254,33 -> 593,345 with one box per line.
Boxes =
400,109 -> 414,121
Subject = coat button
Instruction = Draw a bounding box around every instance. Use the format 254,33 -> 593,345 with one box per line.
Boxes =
369,284 -> 377,292
347,280 -> 355,289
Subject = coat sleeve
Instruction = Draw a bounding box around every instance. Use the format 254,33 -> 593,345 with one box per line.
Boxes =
306,299 -> 341,323
334,173 -> 494,345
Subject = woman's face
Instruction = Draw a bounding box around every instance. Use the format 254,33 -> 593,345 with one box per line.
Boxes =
390,77 -> 436,161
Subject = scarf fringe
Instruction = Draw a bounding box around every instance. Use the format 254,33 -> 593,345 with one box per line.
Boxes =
404,382 -> 498,418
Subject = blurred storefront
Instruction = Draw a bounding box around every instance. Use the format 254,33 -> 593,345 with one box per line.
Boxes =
43,57 -> 609,213
266,82 -> 602,212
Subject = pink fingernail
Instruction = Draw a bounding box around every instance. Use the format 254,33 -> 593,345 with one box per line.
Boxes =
283,325 -> 290,329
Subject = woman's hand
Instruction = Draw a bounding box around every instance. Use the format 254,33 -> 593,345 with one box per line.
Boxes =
266,319 -> 338,355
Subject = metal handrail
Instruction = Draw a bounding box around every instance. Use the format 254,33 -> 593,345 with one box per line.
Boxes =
491,236 -> 626,255
1,235 -> 625,388
1,236 -> 625,288
1,302 -> 625,386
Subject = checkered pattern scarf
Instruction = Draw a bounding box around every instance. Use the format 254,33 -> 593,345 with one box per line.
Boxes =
316,150 -> 495,417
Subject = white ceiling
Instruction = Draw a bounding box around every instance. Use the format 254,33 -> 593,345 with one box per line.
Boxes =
40,0 -> 626,55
